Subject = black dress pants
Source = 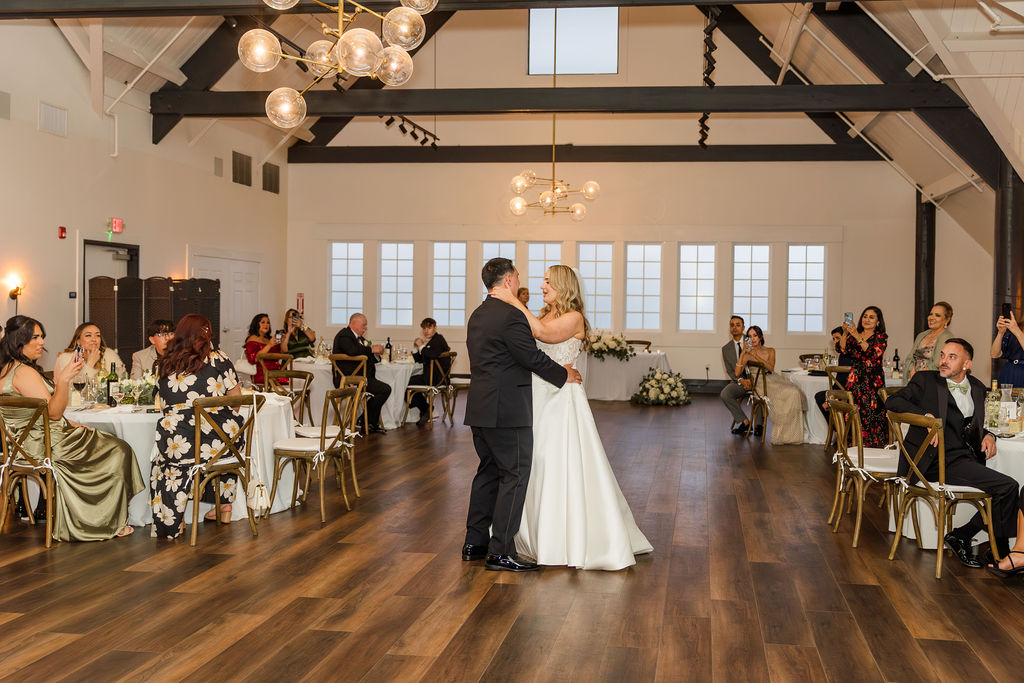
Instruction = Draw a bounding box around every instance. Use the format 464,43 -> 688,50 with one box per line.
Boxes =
408,373 -> 434,414
363,376 -> 392,427
926,453 -> 1022,538
466,426 -> 533,555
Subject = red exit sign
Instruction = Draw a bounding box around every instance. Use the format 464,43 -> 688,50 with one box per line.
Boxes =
109,217 -> 123,233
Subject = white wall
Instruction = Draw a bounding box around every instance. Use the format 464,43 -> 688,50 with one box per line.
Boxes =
0,20 -> 289,367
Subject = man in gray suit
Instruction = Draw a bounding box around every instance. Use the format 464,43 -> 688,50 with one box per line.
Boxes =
719,315 -> 762,436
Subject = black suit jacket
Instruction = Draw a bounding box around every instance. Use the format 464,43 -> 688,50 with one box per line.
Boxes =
884,370 -> 990,476
413,333 -> 451,383
332,327 -> 378,386
464,296 -> 568,429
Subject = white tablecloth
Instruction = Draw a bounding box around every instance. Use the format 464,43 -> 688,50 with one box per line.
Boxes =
786,371 -> 906,445
577,351 -> 671,401
67,393 -> 295,527
293,358 -> 334,426
376,361 -> 422,429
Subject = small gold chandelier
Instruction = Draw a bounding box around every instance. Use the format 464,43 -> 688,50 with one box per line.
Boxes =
237,0 -> 436,129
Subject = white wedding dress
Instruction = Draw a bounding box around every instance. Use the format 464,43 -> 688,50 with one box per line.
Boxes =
515,337 -> 653,570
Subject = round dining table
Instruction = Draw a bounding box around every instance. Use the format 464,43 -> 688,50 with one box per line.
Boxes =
784,370 -> 906,444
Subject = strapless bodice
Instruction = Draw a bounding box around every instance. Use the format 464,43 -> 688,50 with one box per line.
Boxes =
537,337 -> 584,366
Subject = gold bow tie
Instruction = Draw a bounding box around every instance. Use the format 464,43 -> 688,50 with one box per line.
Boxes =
947,380 -> 969,394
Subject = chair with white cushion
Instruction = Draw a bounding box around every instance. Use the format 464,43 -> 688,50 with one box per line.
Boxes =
446,371 -> 471,426
826,390 -> 900,548
886,410 -> 999,578
0,397 -> 56,547
402,351 -> 455,427
265,369 -> 314,429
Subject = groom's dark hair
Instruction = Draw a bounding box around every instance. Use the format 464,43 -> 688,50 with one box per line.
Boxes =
482,257 -> 515,290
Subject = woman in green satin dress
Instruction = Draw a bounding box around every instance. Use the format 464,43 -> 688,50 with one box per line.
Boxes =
0,316 -> 144,542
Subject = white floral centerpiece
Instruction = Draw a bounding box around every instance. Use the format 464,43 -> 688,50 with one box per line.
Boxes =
119,371 -> 157,405
631,368 -> 691,406
589,332 -> 636,362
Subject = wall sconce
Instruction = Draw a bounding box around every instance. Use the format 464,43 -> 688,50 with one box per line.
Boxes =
5,275 -> 23,315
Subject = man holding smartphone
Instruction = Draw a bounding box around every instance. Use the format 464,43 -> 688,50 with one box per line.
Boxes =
719,315 -> 762,436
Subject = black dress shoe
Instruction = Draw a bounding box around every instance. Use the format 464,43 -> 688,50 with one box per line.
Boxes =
416,414 -> 429,426
731,423 -> 749,435
485,554 -> 539,572
368,424 -> 386,434
752,425 -> 764,437
462,544 -> 487,561
944,532 -> 982,568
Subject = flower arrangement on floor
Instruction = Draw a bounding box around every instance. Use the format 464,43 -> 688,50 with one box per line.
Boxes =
588,332 -> 636,362
631,368 -> 691,406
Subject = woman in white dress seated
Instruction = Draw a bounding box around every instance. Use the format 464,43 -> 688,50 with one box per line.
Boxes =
735,325 -> 806,445
494,265 -> 652,570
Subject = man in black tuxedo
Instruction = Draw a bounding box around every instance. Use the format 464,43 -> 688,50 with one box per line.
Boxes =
885,338 -> 1021,567
332,312 -> 391,434
409,317 -> 451,426
463,257 -> 582,572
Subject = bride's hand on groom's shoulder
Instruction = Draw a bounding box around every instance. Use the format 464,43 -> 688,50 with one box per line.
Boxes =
492,287 -> 517,305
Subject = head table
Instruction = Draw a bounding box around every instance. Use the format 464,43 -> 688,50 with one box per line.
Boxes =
65,392 -> 296,527
576,350 -> 671,401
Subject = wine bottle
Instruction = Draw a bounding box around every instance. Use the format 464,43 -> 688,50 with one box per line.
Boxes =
385,336 -> 393,362
892,348 -> 900,374
986,379 -> 1001,430
106,363 -> 119,407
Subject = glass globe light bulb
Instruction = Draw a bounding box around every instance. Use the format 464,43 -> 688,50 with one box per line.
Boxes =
337,28 -> 383,77
305,39 -> 336,77
510,175 -> 530,194
265,87 -> 307,128
520,169 -> 537,185
383,7 -> 426,51
401,0 -> 438,14
238,29 -> 282,73
539,190 -> 557,210
263,0 -> 300,8
375,46 -> 414,86
570,203 -> 587,222
509,196 -> 528,216
582,180 -> 601,200
554,182 -> 569,198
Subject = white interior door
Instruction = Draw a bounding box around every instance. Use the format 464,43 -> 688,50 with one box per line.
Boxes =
83,244 -> 129,319
190,255 -> 260,358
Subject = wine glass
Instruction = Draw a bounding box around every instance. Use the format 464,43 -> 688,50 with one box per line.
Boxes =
71,373 -> 87,405
131,383 -> 145,412
110,385 -> 126,408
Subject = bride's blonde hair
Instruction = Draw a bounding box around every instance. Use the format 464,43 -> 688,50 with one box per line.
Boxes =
539,265 -> 591,347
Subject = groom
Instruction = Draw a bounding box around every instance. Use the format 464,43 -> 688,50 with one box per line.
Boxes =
463,257 -> 582,572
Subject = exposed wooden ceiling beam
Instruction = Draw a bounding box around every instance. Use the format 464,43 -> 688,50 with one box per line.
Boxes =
104,37 -> 188,85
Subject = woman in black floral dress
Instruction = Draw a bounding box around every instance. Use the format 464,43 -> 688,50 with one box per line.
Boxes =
151,314 -> 243,539
841,306 -> 889,447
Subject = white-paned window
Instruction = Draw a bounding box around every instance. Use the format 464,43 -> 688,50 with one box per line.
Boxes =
529,8 -> 619,75
733,245 -> 770,330
481,241 -> 516,297
432,242 -> 467,326
787,245 -> 825,332
379,242 -> 414,326
679,244 -> 715,331
527,242 -> 562,313
329,241 -> 364,325
577,243 -> 613,329
625,243 -> 661,330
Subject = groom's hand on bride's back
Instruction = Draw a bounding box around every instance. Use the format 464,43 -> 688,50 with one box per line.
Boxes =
564,365 -> 582,384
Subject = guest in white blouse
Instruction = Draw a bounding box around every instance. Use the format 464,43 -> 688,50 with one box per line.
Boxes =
55,322 -> 126,380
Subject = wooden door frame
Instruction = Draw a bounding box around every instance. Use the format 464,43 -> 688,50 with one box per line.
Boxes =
82,239 -> 140,320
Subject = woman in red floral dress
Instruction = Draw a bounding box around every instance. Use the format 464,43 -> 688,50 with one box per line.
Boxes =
842,306 -> 889,447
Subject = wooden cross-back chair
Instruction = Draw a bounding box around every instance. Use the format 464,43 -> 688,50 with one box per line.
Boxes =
825,390 -> 900,548
256,352 -> 293,387
822,365 -> 852,452
403,351 -> 456,427
269,383 -> 363,522
745,361 -> 770,443
626,339 -> 652,351
0,397 -> 55,547
329,353 -> 372,435
886,410 -> 999,579
446,373 -> 471,426
265,369 -> 315,427
189,394 -> 265,546
878,386 -> 903,444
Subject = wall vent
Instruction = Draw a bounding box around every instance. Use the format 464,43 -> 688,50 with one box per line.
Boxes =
0,91 -> 10,121
262,162 -> 280,194
232,151 -> 252,186
213,156 -> 224,178
38,101 -> 68,137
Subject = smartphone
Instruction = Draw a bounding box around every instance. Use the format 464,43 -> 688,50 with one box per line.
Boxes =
73,344 -> 84,362
1002,302 -> 1013,320
275,331 -> 283,342
843,311 -> 854,326
743,336 -> 752,350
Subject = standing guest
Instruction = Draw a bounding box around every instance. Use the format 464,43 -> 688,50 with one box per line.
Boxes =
991,308 -> 1024,387
906,301 -> 953,380
243,313 -> 281,386
735,326 -> 806,444
719,315 -> 761,436
841,306 -> 889,447
517,287 -> 530,307
280,308 -> 316,359
332,313 -> 390,433
0,315 -> 142,541
409,317 -> 451,426
130,319 -> 173,379
887,338 -> 1020,568
815,326 -> 855,418
55,322 -> 125,380
152,314 -> 242,538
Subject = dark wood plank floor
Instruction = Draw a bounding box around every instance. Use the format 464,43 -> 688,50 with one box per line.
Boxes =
3,396 -> 1024,682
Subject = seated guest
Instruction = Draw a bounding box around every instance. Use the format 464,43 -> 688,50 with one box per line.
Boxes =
517,287 -> 530,307
130,319 -> 173,379
153,314 -> 242,538
906,301 -> 953,380
735,326 -> 806,444
409,317 -> 452,426
719,315 -> 762,436
991,308 -> 1024,387
0,315 -> 142,541
280,308 -> 316,359
841,306 -> 888,447
815,326 -> 855,419
55,322 -> 125,380
332,312 -> 390,434
886,338 -> 1021,568
986,488 -> 1024,576
244,313 -> 282,386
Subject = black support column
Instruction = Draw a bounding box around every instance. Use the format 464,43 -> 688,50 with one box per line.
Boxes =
914,191 -> 936,335
995,154 -> 1024,324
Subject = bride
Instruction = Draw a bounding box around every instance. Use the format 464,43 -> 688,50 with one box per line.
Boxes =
494,265 -> 653,570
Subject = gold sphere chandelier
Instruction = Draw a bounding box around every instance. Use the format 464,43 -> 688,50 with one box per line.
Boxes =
238,0 -> 437,128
